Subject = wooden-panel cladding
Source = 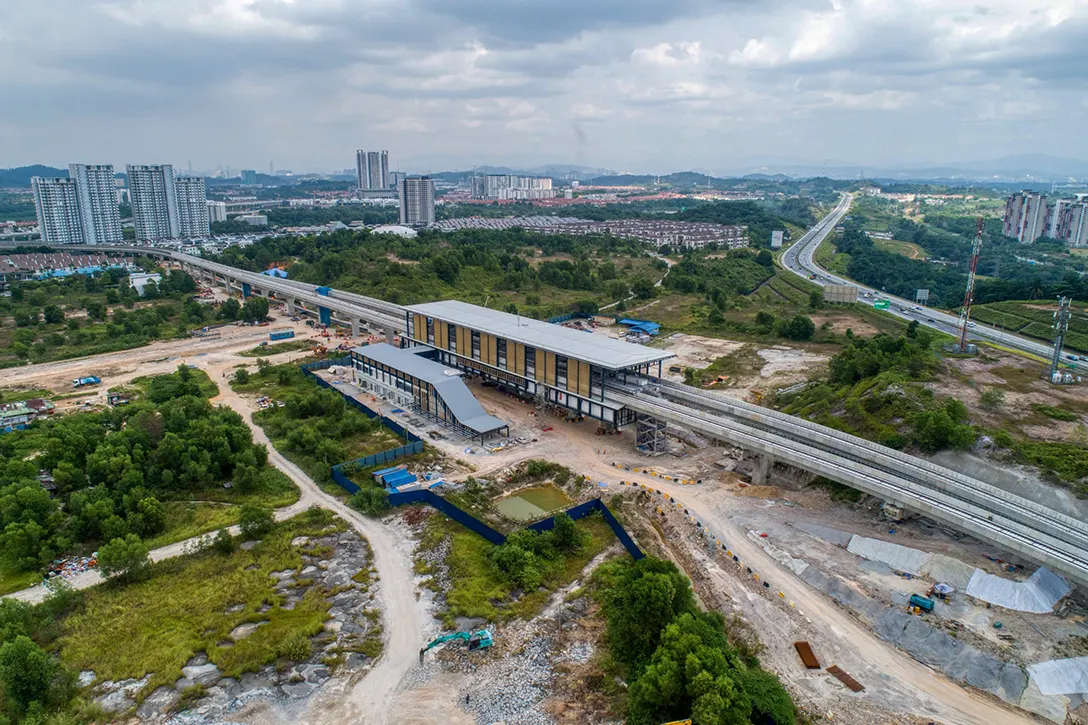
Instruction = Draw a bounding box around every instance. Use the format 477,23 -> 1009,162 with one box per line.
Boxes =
457,325 -> 470,356
433,320 -> 448,350
543,351 -> 556,386
511,342 -> 525,376
412,313 -> 426,342
578,361 -> 590,397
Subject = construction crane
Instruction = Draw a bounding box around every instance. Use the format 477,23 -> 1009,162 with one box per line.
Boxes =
418,629 -> 493,662
1048,296 -> 1072,382
957,217 -> 985,354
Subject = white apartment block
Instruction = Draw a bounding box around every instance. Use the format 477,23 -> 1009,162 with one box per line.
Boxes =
1005,190 -> 1088,247
176,176 -> 210,237
471,174 -> 555,200
128,164 -> 180,241
128,165 -> 208,240
399,176 -> 435,226
68,164 -> 124,244
207,201 -> 228,223
32,177 -> 83,245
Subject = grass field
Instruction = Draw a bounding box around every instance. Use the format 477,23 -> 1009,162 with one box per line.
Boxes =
875,238 -> 927,260
58,511 -> 341,694
420,514 -> 617,626
971,300 -> 1088,353
815,237 -> 851,274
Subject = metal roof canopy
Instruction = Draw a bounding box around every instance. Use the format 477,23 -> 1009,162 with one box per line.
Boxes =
406,300 -> 674,371
351,343 -> 507,435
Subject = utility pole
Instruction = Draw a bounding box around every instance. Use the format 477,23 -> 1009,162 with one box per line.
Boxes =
957,217 -> 984,354
1049,296 -> 1072,381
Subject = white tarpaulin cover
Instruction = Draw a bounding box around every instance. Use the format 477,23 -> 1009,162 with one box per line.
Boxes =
846,535 -> 932,575
966,567 -> 1072,614
1028,658 -> 1088,696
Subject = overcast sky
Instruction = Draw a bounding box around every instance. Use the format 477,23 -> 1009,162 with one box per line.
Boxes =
2,0 -> 1086,175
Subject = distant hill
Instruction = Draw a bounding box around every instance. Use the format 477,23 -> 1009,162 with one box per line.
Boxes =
0,165 -> 67,188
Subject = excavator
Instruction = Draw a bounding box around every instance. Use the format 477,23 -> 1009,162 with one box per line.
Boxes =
418,629 -> 493,662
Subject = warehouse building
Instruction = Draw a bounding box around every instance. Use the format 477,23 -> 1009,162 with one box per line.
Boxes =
403,301 -> 674,426
349,343 -> 508,441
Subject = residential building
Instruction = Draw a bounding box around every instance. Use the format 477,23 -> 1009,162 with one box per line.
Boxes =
1049,199 -> 1073,240
471,174 -> 555,200
390,171 -> 406,191
432,216 -> 748,250
356,150 -> 389,190
239,214 -> 268,226
0,252 -> 134,291
1003,191 -> 1049,243
240,169 -> 258,185
207,201 -> 228,223
1066,203 -> 1088,249
128,165 -> 208,240
176,176 -> 210,237
68,164 -> 124,245
31,177 -> 83,245
399,176 -> 435,226
128,164 -> 180,241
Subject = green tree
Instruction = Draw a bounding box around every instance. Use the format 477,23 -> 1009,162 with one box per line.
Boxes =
906,319 -> 920,338
240,296 -> 270,323
349,487 -> 391,517
219,298 -> 241,321
0,635 -> 63,714
631,277 -> 656,299
550,513 -> 582,553
737,667 -> 796,724
779,314 -> 815,341
233,368 -> 251,385
808,289 -> 823,310
42,305 -> 64,324
627,612 -> 752,725
98,534 -> 150,583
213,528 -> 236,555
756,249 -> 774,268
136,497 -> 166,536
598,557 -> 696,674
238,503 -> 274,539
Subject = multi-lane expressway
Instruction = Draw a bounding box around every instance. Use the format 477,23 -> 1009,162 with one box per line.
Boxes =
781,193 -> 1056,358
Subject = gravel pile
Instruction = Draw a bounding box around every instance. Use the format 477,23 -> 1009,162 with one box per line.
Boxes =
462,632 -> 557,725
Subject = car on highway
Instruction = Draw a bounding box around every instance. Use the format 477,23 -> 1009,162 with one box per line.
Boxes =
967,321 -> 976,328
928,318 -> 936,323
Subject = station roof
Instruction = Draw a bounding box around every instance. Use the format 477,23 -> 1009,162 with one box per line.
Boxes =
351,343 -> 507,435
405,300 -> 673,370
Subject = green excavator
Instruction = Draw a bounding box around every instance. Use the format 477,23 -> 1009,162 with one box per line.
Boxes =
419,629 -> 493,662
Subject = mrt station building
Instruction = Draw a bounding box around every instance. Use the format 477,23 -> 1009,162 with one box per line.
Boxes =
403,301 -> 673,427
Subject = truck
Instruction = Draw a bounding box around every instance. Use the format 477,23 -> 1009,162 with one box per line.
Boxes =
269,330 -> 295,341
72,376 -> 101,388
909,594 -> 935,613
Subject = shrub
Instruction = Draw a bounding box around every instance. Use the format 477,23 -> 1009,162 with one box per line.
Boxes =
278,632 -> 311,661
98,534 -> 150,583
349,487 -> 391,517
238,504 -> 274,539
213,529 -> 236,555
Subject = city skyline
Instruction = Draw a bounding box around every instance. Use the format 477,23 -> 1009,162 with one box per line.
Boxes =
3,1 -> 1087,174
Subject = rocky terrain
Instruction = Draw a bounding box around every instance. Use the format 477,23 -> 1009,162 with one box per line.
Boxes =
83,529 -> 380,723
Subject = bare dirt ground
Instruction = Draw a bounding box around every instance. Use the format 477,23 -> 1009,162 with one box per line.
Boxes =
757,345 -> 828,381
934,347 -> 1088,443
655,332 -> 745,381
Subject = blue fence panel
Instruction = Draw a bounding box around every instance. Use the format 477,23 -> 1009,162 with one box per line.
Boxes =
528,498 -> 644,560
389,490 -> 506,545
331,465 -> 360,494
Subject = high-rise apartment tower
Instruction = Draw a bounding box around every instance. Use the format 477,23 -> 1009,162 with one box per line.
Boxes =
356,150 -> 390,190
399,176 -> 435,226
128,164 -> 209,240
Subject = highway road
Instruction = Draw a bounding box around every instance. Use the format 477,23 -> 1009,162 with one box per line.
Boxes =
780,194 -> 1056,359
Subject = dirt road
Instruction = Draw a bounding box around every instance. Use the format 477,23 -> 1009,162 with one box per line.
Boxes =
211,379 -> 429,725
